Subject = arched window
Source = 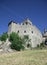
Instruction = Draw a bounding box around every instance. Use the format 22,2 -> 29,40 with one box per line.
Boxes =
27,44 -> 30,48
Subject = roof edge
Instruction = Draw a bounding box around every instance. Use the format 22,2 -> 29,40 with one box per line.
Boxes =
8,21 -> 17,26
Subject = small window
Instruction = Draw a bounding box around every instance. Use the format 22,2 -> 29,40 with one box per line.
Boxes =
32,31 -> 33,33
17,30 -> 19,33
26,22 -> 28,25
24,30 -> 26,33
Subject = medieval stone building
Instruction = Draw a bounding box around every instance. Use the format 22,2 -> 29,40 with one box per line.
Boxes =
8,18 -> 42,48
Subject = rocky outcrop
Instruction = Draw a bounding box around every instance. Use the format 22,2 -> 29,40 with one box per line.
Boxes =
0,39 -> 13,53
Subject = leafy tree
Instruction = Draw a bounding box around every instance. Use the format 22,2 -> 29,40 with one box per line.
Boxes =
0,32 -> 8,42
9,32 -> 25,51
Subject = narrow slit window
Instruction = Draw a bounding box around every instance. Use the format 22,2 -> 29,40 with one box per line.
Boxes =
32,31 -> 33,33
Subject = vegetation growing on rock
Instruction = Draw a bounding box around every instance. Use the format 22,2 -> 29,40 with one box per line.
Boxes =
0,32 -> 8,42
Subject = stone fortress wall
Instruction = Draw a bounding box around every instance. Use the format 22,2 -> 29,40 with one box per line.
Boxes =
8,19 -> 43,47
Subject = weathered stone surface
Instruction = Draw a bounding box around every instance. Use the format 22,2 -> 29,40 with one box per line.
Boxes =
0,39 -> 13,53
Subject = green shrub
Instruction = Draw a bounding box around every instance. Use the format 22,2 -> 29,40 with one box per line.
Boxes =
9,32 -> 25,51
39,43 -> 45,49
40,43 -> 44,47
37,44 -> 40,48
0,32 -> 8,42
10,40 -> 24,51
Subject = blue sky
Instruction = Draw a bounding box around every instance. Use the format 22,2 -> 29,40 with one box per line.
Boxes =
0,0 -> 47,34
